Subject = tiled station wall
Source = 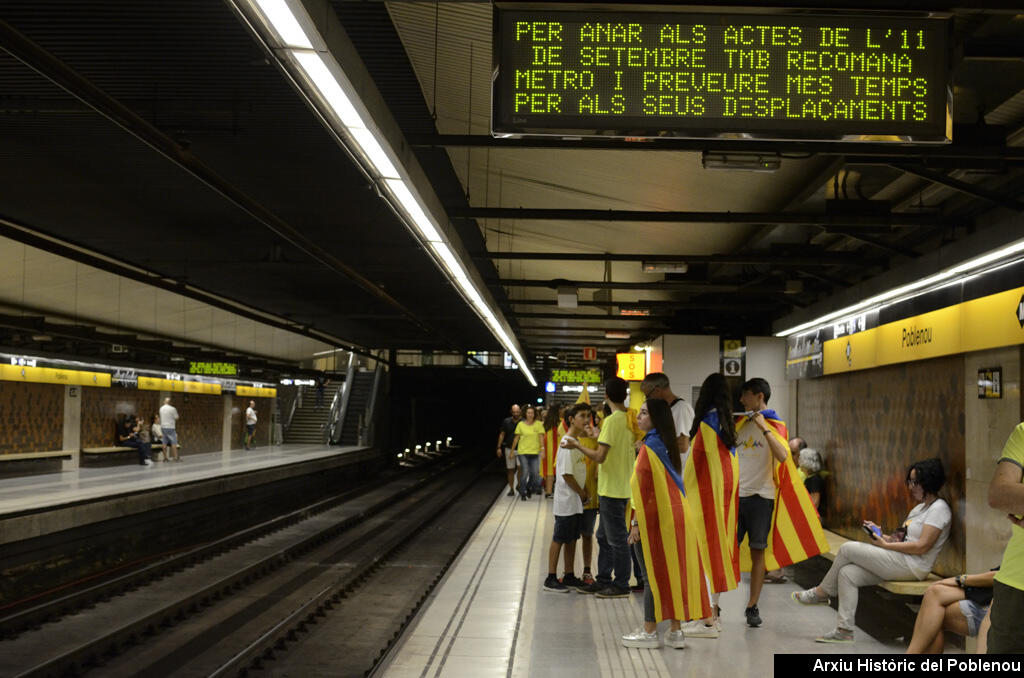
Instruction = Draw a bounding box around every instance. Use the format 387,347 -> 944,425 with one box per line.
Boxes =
797,354 -> 966,576
0,382 -> 64,453
0,383 -> 274,456
228,396 -> 274,450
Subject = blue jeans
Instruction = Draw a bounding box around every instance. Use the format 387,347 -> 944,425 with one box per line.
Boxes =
518,454 -> 541,496
596,496 -> 630,591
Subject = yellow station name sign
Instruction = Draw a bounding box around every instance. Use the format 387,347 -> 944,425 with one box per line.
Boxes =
137,377 -> 221,395
824,286 -> 1024,374
236,385 -> 277,398
0,364 -> 111,387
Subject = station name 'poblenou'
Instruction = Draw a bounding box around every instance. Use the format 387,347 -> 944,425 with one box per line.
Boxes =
509,20 -> 935,123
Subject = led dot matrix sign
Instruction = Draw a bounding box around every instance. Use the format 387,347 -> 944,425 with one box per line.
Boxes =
493,5 -> 951,141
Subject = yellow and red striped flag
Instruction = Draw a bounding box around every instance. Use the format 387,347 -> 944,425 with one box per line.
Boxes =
541,426 -> 559,478
758,410 -> 829,569
683,410 -> 740,593
632,431 -> 711,622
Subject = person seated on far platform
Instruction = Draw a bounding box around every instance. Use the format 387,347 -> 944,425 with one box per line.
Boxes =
118,413 -> 153,467
544,404 -> 591,592
905,568 -> 998,654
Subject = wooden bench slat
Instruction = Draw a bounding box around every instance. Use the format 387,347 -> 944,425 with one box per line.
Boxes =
0,450 -> 75,461
83,444 -> 163,454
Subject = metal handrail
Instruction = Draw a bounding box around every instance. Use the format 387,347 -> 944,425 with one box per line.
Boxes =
328,352 -> 357,445
284,387 -> 300,430
360,363 -> 383,446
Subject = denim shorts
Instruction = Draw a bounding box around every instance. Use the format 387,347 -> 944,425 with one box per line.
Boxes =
737,495 -> 774,550
959,599 -> 988,637
553,513 -> 582,544
162,428 -> 178,446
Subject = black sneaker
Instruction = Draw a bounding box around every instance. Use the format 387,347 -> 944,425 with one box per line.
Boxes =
562,574 -> 584,588
506,489 -> 515,497
543,574 -> 569,592
745,605 -> 762,627
519,494 -> 526,501
577,581 -> 606,595
595,586 -> 630,599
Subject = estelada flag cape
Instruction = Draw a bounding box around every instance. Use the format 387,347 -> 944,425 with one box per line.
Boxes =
736,410 -> 829,571
542,426 -> 559,478
631,430 -> 711,622
683,409 -> 740,593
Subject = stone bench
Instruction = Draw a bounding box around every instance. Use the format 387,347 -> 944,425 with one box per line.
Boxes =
822,529 -> 941,596
0,450 -> 75,461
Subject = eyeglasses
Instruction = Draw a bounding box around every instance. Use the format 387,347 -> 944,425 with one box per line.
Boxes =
906,477 -> 919,487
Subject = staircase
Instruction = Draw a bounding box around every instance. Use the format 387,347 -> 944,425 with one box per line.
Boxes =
338,371 -> 377,446
283,386 -> 335,445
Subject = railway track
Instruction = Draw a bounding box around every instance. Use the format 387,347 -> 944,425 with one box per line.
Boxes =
0,449 -> 503,677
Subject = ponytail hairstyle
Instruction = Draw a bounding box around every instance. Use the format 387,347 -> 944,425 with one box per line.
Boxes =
690,372 -> 737,449
646,398 -> 681,473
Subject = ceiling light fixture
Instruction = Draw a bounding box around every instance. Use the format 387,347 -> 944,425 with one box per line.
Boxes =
233,0 -> 535,386
776,238 -> 1024,337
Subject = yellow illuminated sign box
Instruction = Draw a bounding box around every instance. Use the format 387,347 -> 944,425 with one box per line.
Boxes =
237,385 -> 277,398
137,377 -> 222,395
494,10 -> 949,140
823,286 -> 1024,375
0,364 -> 110,387
616,352 -> 647,381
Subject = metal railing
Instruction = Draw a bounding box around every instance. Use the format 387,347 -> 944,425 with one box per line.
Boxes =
326,352 -> 356,445
359,362 -> 383,446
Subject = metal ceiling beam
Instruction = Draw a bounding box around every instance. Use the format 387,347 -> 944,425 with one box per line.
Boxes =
516,323 -> 668,332
412,133 -> 1024,164
478,251 -> 874,267
497,279 -> 741,292
452,207 -> 937,228
890,164 -> 1024,211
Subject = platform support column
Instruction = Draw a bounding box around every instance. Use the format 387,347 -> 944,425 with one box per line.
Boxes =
222,394 -> 234,452
63,385 -> 81,471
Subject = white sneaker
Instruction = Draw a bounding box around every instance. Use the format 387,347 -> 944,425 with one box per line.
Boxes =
621,627 -> 660,649
144,459 -> 153,466
816,627 -> 854,643
681,619 -> 719,638
792,589 -> 830,605
664,629 -> 686,649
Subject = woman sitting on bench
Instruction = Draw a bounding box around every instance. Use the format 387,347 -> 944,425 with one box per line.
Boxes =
906,567 -> 997,654
792,458 -> 952,644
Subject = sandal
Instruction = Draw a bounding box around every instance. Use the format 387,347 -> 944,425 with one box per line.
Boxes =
764,573 -> 788,584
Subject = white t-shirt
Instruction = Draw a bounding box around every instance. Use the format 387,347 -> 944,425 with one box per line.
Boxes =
159,403 -> 179,430
553,434 -> 587,517
736,418 -> 775,499
246,407 -> 258,425
900,499 -> 952,577
670,398 -> 696,464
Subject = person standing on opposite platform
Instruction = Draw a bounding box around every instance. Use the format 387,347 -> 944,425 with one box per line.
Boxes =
569,377 -> 634,599
735,377 -> 792,628
159,396 -> 181,462
640,372 -> 695,460
245,400 -> 258,449
496,404 -> 522,497
986,421 -> 1024,653
511,405 -> 544,500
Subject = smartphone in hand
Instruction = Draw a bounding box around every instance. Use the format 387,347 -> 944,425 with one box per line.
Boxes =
862,523 -> 882,539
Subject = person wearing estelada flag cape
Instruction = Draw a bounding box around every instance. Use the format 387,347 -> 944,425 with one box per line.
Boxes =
621,398 -> 711,649
734,377 -> 829,629
682,373 -> 740,635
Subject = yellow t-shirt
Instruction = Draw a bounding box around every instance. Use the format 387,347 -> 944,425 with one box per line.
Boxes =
996,422 -> 1024,591
514,420 -> 544,455
596,409 -> 633,499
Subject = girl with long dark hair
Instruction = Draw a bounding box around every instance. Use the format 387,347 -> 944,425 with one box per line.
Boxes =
621,398 -> 709,649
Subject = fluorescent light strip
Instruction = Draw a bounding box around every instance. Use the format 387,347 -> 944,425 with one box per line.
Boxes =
290,51 -> 365,129
251,0 -> 537,387
253,0 -> 313,48
347,126 -> 400,179
383,179 -> 443,242
776,238 -> 1024,337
